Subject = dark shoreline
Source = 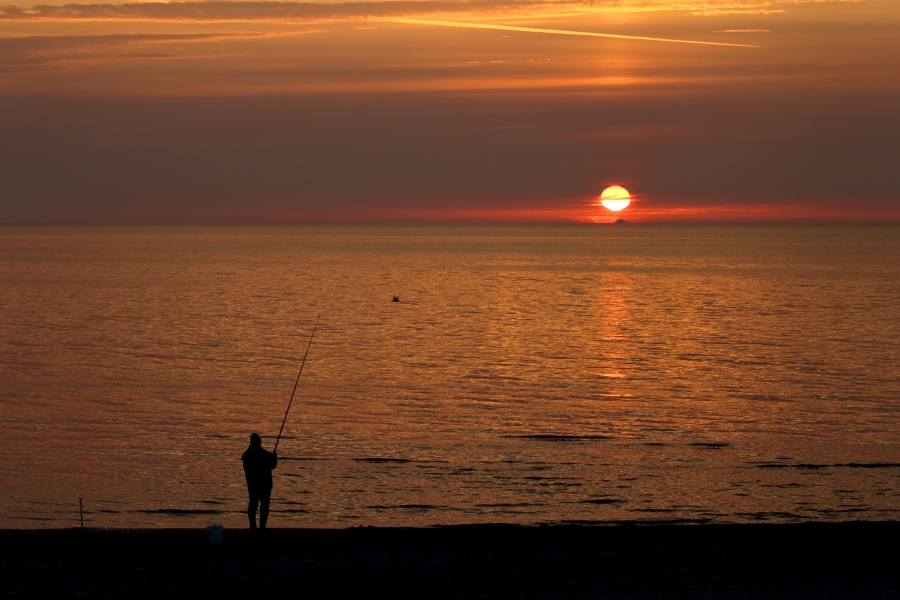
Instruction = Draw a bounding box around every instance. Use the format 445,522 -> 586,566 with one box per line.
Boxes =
3,521 -> 899,598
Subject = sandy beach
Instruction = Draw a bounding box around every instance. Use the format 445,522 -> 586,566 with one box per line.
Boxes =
2,521 -> 898,598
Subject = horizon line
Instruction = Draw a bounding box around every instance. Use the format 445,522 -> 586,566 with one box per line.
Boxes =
2,220 -> 897,227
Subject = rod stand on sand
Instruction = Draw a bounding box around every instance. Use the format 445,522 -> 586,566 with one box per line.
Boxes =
274,314 -> 320,453
78,497 -> 84,529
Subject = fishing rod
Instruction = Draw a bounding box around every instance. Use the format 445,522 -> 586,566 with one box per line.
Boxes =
273,314 -> 320,453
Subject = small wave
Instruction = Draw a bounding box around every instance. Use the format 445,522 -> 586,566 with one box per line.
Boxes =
760,482 -> 822,488
366,504 -> 448,511
137,509 -> 226,515
354,457 -> 412,463
630,518 -> 713,525
509,434 -> 613,442
688,442 -> 729,449
579,498 -> 622,505
737,394 -> 790,402
18,500 -> 78,507
532,481 -> 583,487
475,502 -> 547,508
554,517 -> 712,526
736,511 -> 806,520
756,462 -> 900,470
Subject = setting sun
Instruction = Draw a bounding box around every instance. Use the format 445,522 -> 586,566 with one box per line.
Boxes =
599,186 -> 631,212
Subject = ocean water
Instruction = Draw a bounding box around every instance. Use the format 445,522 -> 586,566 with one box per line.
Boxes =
1,224 -> 898,528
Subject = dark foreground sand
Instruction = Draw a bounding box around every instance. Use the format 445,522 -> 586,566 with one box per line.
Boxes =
2,522 -> 898,599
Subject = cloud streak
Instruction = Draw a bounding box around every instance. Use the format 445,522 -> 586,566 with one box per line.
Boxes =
0,0 -> 861,22
0,32 -> 295,73
0,1 -> 582,21
393,18 -> 760,47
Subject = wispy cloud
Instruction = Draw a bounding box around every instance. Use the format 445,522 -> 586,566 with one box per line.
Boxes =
0,32 -> 303,73
393,18 -> 759,47
0,0 -> 863,22
0,1 -> 574,21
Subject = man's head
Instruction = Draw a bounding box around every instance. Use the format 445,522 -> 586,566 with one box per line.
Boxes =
250,433 -> 262,446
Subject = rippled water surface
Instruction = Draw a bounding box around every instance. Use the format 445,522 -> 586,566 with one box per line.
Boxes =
1,225 -> 898,528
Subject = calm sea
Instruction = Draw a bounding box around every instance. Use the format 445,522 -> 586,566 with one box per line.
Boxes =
1,225 -> 898,528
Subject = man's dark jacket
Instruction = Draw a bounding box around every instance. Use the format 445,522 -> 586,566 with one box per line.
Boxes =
241,445 -> 277,492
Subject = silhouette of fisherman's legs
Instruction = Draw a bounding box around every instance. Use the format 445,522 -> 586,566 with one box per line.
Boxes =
248,493 -> 260,530
259,489 -> 271,529
248,489 -> 272,530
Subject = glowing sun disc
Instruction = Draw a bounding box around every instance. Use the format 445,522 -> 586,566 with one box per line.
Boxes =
599,186 -> 631,211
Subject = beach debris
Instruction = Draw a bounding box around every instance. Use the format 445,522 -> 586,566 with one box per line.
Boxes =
207,524 -> 224,544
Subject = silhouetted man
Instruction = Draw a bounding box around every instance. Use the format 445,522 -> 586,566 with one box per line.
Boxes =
241,433 -> 277,530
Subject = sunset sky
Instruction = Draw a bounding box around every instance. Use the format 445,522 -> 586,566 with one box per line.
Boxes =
1,0 -> 898,223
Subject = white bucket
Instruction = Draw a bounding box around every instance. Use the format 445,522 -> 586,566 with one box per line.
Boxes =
207,524 -> 224,544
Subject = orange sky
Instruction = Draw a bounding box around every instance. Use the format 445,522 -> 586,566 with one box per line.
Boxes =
0,0 -> 898,223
